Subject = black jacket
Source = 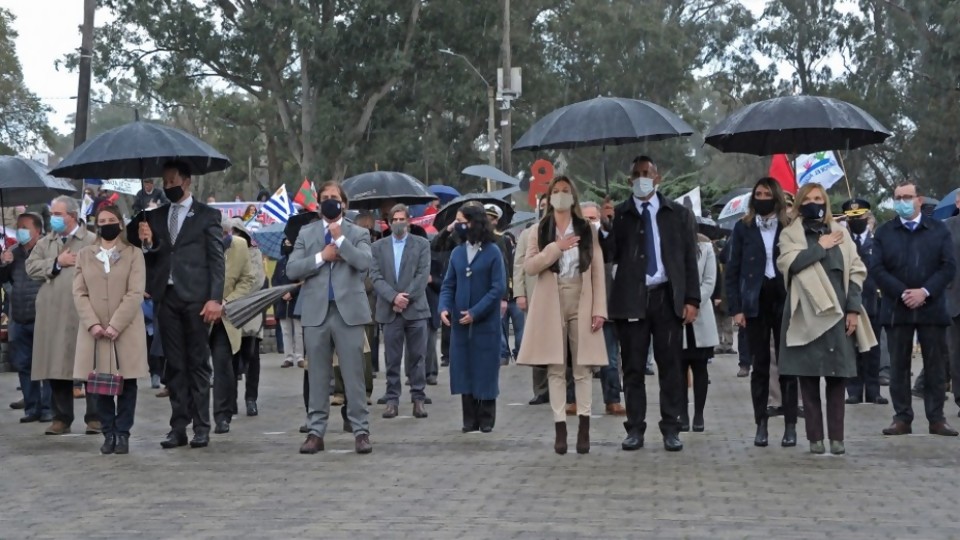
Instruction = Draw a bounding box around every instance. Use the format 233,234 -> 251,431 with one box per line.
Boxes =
601,193 -> 700,320
271,255 -> 300,319
869,216 -> 957,327
126,199 -> 226,304
724,219 -> 787,318
0,245 -> 42,324
852,232 -> 879,317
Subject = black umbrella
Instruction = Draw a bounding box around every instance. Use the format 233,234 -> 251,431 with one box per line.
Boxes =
49,119 -> 231,179
0,156 -> 78,205
433,193 -> 515,232
281,209 -> 365,245
342,171 -> 437,210
704,95 -> 892,156
225,283 -> 301,328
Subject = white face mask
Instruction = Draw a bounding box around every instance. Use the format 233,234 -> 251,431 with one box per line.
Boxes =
633,177 -> 656,199
550,192 -> 574,210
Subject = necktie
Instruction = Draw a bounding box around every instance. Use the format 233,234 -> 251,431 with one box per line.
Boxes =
325,229 -> 335,301
854,235 -> 862,249
169,204 -> 181,244
641,202 -> 657,277
906,221 -> 917,232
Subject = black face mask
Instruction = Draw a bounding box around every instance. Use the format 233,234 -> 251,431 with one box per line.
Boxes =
164,185 -> 185,203
320,199 -> 342,220
454,222 -> 469,240
753,198 -> 776,217
99,223 -> 122,241
280,240 -> 294,256
799,202 -> 826,221
847,218 -> 868,235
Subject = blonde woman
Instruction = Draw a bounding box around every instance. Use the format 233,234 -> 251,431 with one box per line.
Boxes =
517,176 -> 607,455
73,206 -> 148,455
777,183 -> 876,455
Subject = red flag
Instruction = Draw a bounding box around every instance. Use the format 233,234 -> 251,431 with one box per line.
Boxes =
768,154 -> 797,195
293,179 -> 317,208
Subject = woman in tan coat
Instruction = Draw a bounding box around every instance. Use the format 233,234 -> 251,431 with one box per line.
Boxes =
517,176 -> 607,455
73,206 -> 148,455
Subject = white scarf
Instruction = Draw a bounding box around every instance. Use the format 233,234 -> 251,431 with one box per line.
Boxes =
95,246 -> 116,274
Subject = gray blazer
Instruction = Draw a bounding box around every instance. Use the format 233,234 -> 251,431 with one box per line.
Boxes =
944,216 -> 960,318
370,233 -> 431,323
286,219 -> 373,327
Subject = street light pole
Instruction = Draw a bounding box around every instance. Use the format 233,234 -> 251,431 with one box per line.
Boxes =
439,48 -> 494,192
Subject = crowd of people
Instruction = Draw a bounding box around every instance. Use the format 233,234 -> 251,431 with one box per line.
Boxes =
5,156 -> 960,457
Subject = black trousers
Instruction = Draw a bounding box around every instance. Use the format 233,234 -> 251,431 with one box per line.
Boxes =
238,336 -> 261,402
209,322 -> 235,423
97,379 -> 138,436
617,285 -> 684,437
799,376 -> 845,442
847,313 -> 882,401
49,379 -> 98,426
887,324 -> 947,424
681,327 -> 710,421
746,278 -> 798,424
159,286 -> 212,433
440,323 -> 451,363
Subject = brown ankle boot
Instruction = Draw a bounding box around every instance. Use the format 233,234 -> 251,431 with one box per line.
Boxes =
576,415 -> 590,454
554,422 -> 567,454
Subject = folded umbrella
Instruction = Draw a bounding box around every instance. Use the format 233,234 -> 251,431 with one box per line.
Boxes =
225,283 -> 301,329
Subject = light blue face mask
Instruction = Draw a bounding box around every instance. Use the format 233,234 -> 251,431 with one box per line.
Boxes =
893,199 -> 917,220
16,228 -> 31,245
50,215 -> 66,233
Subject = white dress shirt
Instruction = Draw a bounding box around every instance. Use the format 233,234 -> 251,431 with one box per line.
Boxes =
314,217 -> 346,267
556,221 -> 580,279
757,217 -> 777,279
633,195 -> 666,286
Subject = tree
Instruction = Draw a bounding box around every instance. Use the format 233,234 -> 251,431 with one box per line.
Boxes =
0,8 -> 52,154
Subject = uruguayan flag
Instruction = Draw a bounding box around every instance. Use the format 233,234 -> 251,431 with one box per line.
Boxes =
263,185 -> 294,223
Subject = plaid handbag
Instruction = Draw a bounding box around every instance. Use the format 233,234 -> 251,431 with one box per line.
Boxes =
86,341 -> 123,396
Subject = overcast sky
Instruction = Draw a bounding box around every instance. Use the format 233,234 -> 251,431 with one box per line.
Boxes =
3,0 -> 774,136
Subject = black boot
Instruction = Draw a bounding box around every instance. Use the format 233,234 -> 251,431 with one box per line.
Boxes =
114,434 -> 129,454
679,410 -> 690,432
100,434 -> 116,455
692,411 -> 705,432
554,422 -> 567,455
576,415 -> 590,454
478,400 -> 496,433
781,423 -> 797,447
755,418 -> 769,447
461,394 -> 479,432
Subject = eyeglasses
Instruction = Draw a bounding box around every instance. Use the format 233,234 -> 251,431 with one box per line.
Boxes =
893,195 -> 916,201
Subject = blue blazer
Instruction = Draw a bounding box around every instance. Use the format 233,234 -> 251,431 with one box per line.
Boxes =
869,216 -> 957,326
853,232 -> 879,317
724,219 -> 786,318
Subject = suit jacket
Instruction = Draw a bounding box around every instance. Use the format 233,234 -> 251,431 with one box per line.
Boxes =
869,215 -> 957,326
941,216 -> 960,318
125,199 -> 225,304
601,193 -> 700,320
853,231 -> 879,317
285,218 -> 373,327
724,219 -> 786,318
370,233 -> 431,324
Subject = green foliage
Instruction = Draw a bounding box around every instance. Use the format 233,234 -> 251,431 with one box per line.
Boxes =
0,8 -> 52,153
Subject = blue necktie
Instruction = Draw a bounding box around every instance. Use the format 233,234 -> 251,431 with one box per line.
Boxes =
641,202 -> 656,277
325,230 -> 335,301
906,221 -> 917,232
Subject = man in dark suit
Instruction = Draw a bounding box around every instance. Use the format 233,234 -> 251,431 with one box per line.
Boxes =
370,203 -> 431,419
126,160 -> 226,449
869,181 -> 958,436
841,199 -> 888,405
601,156 -> 700,452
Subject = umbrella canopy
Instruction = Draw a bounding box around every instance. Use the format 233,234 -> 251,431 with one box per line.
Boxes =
0,156 -> 77,206
513,96 -> 695,151
225,283 -> 301,328
433,193 -> 516,232
428,185 -> 461,204
933,190 -> 959,220
283,211 -> 322,244
342,171 -> 437,210
49,120 -> 231,179
461,164 -> 520,186
704,95 -> 892,156
710,187 -> 752,211
250,222 -> 286,260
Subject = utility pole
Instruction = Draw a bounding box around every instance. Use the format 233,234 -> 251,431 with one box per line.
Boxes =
500,0 -> 512,175
73,0 -> 96,148
487,86 -> 496,191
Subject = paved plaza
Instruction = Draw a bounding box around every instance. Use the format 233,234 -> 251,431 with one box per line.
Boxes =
2,351 -> 959,539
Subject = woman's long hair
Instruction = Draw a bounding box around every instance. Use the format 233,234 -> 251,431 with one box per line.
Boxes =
460,205 -> 495,245
536,176 -> 593,273
95,205 -> 128,246
742,177 -> 788,225
791,183 -> 834,224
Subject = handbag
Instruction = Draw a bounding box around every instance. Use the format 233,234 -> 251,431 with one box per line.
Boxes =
86,340 -> 123,396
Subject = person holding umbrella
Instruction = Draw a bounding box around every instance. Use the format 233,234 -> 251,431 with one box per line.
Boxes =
724,177 -> 798,448
126,160 -> 226,450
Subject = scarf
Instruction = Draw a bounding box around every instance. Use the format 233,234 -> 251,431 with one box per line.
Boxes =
95,246 -> 117,274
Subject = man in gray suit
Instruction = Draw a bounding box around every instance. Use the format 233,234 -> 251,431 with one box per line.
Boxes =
287,181 -> 374,455
370,203 -> 432,419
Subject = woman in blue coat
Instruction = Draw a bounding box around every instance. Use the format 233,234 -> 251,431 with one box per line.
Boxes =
440,204 -> 506,433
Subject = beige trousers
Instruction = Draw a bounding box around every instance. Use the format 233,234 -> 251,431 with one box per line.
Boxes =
548,277 -> 591,422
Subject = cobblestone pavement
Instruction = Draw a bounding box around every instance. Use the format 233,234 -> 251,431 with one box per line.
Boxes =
1,351 -> 959,539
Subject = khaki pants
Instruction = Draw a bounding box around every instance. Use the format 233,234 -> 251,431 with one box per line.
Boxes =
548,277 -> 592,422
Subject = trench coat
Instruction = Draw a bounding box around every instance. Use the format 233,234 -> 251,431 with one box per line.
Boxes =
682,239 -> 721,350
72,243 -> 149,379
26,226 -> 96,381
221,236 -> 256,354
516,225 -> 607,367
240,246 -> 266,338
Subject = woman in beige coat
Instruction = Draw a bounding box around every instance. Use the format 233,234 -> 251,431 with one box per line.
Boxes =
73,206 -> 148,455
517,176 -> 607,455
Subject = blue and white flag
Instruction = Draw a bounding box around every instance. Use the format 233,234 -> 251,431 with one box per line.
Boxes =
262,185 -> 294,223
795,151 -> 845,191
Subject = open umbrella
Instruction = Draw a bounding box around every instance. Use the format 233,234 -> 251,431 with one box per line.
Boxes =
225,283 -> 301,328
50,119 -> 231,180
710,187 -> 752,211
0,156 -> 77,232
342,171 -> 437,210
428,185 -> 460,204
433,193 -> 515,232
250,222 -> 286,260
933,190 -> 959,220
513,96 -> 694,191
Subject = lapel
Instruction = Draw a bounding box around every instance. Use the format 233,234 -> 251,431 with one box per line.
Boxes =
397,236 -> 413,283
382,236 -> 397,284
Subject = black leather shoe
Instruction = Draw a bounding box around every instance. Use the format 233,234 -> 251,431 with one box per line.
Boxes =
19,413 -> 41,423
376,396 -> 387,405
160,430 -> 188,449
621,431 -> 643,451
845,396 -> 863,405
679,414 -> 690,433
190,431 -> 210,448
870,396 -> 889,405
692,414 -> 705,432
100,434 -> 116,455
114,434 -> 129,454
424,396 -> 433,405
9,399 -> 24,410
663,433 -> 683,452
214,420 -> 230,434
528,393 -> 549,405
246,400 -> 258,416
781,423 -> 797,447
755,419 -> 769,447
299,424 -> 309,434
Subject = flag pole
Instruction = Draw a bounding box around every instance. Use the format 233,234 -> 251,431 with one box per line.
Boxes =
836,151 -> 853,199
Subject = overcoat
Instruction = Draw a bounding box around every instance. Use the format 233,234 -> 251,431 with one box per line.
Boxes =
683,238 -> 720,350
72,243 -> 149,380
